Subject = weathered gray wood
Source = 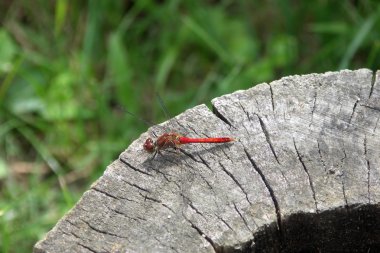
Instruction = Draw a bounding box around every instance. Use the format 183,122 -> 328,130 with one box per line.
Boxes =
34,69 -> 380,253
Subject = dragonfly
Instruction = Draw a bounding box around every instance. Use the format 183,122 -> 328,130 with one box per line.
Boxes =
124,94 -> 235,158
143,133 -> 234,158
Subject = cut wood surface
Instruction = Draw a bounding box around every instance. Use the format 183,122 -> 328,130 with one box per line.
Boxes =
34,69 -> 380,253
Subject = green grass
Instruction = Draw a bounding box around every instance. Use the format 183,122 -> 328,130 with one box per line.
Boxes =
0,0 -> 379,252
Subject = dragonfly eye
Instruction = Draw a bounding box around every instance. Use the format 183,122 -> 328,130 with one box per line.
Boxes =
143,138 -> 155,153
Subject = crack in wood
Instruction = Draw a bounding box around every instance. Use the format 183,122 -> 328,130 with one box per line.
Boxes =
253,97 -> 262,113
374,117 -> 380,133
119,157 -> 153,177
267,83 -> 275,112
361,104 -> 380,112
174,120 -> 193,136
58,226 -> 82,243
216,215 -> 235,232
238,101 -> 250,119
185,124 -> 199,137
188,201 -> 205,218
199,173 -> 214,191
293,139 -> 318,212
180,183 -> 218,217
119,195 -> 138,203
369,71 -> 376,99
219,162 -> 252,205
62,229 -> 80,240
81,218 -> 128,239
233,202 -> 254,233
197,154 -> 213,172
349,99 -> 360,124
340,149 -> 349,207
153,236 -> 180,253
112,208 -> 142,222
66,219 -> 80,230
152,169 -> 183,194
161,203 -> 176,214
256,114 -> 280,164
139,192 -> 161,203
92,187 -> 120,201
212,105 -> 234,129
184,217 -> 218,253
317,140 -> 327,173
237,102 -> 254,136
181,160 -> 220,208
152,168 -> 172,183
105,204 -> 147,222
243,148 -> 283,237
121,179 -> 151,193
78,242 -> 98,253
364,136 -> 371,203
179,192 -> 191,207
220,147 -> 233,162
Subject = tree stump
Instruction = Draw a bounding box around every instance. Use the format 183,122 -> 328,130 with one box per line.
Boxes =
34,69 -> 380,253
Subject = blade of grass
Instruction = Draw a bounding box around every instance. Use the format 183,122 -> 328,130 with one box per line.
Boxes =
80,0 -> 103,78
16,127 -> 73,205
155,46 -> 178,92
54,0 -> 68,36
339,14 -> 376,69
367,41 -> 380,67
0,119 -> 20,140
0,57 -> 23,102
182,16 -> 230,63
191,70 -> 218,106
218,64 -> 242,93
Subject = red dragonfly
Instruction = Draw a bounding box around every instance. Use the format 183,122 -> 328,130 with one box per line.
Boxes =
123,94 -> 234,158
143,133 -> 234,157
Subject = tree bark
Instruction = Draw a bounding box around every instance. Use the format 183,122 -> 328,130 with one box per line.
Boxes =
34,69 -> 380,253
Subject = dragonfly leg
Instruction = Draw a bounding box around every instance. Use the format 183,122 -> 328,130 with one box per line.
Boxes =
152,150 -> 158,160
168,139 -> 181,154
173,146 -> 181,155
151,149 -> 163,160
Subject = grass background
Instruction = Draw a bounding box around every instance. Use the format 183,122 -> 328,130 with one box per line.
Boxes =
0,0 -> 379,252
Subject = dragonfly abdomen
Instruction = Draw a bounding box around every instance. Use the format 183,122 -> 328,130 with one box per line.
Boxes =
178,136 -> 234,144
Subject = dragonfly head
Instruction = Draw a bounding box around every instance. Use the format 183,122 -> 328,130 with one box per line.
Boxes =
143,138 -> 155,153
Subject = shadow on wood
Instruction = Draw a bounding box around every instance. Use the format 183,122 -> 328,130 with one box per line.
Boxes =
34,69 -> 380,253
253,204 -> 380,252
